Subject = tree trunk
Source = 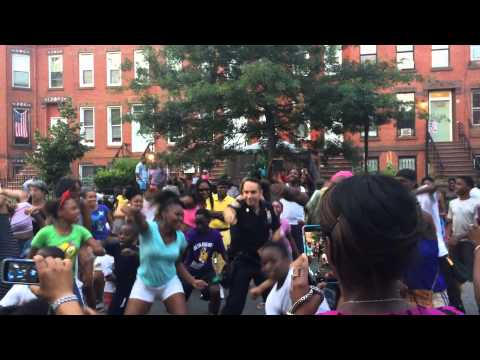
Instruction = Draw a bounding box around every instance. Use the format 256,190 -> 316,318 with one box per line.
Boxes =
364,121 -> 369,174
265,110 -> 277,178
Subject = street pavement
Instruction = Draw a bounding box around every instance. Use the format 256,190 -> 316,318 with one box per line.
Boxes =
149,281 -> 478,315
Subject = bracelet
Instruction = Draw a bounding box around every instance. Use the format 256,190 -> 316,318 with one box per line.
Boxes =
475,245 -> 480,254
286,286 -> 323,315
50,294 -> 79,312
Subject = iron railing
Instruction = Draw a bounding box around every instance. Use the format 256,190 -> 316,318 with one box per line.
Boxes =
458,122 -> 475,162
426,132 -> 445,174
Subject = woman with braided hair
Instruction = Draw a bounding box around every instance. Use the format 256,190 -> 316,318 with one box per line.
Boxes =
286,175 -> 462,315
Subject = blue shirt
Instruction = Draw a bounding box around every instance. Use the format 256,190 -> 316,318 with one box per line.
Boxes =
90,204 -> 110,241
404,239 -> 447,292
136,162 -> 149,182
138,221 -> 187,287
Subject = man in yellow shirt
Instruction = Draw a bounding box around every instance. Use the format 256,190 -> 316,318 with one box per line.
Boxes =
206,179 -> 235,249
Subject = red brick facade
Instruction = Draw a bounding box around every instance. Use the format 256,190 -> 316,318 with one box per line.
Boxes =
0,45 -> 169,180
1,45 -> 480,184
342,45 -> 480,182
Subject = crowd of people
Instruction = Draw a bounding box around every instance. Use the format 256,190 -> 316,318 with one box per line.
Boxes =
1,158 -> 480,316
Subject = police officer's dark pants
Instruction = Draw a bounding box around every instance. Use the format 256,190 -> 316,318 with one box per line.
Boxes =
221,256 -> 269,315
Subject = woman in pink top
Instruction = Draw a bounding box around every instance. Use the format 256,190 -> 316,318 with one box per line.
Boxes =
287,175 -> 462,316
180,194 -> 199,232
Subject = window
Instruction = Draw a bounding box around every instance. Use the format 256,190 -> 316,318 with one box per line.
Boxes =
396,45 -> 414,70
471,46 -> 480,61
472,90 -> 480,125
12,53 -> 30,88
79,165 -> 102,186
107,106 -> 122,145
398,157 -> 416,171
12,108 -> 30,145
367,158 -> 379,173
106,52 -> 121,86
49,117 -> 67,128
361,124 -> 378,138
131,104 -> 153,153
48,55 -> 63,88
79,53 -> 94,87
360,45 -> 376,64
80,107 -> 95,146
396,93 -> 416,136
134,50 -> 149,81
432,45 -> 449,68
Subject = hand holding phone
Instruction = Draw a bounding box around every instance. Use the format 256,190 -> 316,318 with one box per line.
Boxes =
1,258 -> 39,285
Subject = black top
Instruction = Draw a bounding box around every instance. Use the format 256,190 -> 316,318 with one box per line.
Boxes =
229,200 -> 280,260
104,240 -> 140,295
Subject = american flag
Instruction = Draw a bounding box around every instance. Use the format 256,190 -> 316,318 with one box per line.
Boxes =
14,109 -> 28,138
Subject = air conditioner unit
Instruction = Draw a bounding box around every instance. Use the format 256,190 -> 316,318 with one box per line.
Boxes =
400,128 -> 413,137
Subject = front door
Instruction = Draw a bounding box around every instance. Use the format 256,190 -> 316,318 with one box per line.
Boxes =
429,91 -> 453,142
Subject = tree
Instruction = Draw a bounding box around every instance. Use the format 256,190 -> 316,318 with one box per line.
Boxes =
124,45 -> 336,171
304,56 -> 421,173
26,98 -> 90,186
125,45 -> 421,175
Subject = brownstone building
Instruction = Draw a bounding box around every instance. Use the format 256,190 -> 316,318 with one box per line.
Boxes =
340,45 -> 480,182
0,45 -> 168,183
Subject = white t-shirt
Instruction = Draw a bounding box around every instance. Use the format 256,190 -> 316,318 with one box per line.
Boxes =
470,187 -> 480,200
94,255 -> 116,293
447,197 -> 480,242
265,267 -> 330,315
286,183 -> 307,193
416,187 -> 448,257
0,285 -> 37,307
280,198 -> 305,225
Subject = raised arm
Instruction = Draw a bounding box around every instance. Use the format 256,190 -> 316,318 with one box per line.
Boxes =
0,188 -> 29,202
121,207 -> 149,233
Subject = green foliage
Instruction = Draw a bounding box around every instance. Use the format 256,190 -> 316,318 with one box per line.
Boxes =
125,45 -> 421,173
94,158 -> 138,193
121,58 -> 133,71
26,98 -> 90,186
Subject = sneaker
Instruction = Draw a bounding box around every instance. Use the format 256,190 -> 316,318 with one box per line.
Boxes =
96,302 -> 104,311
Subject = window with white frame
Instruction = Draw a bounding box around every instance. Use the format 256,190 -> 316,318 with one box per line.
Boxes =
367,158 -> 379,173
360,45 -> 376,64
79,53 -> 94,87
396,45 -> 414,70
80,107 -> 95,146
79,165 -> 102,186
107,106 -> 122,145
361,124 -> 378,137
106,52 -> 121,86
471,46 -> 480,61
398,157 -> 416,171
432,45 -> 449,68
49,117 -> 67,129
48,54 -> 63,88
472,90 -> 480,126
396,93 -> 416,136
12,53 -> 30,88
134,50 -> 149,81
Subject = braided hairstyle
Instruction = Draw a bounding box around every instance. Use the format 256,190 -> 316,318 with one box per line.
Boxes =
318,175 -> 421,293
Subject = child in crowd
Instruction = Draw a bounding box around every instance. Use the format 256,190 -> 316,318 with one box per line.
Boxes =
182,209 -> 226,315
249,241 -> 330,315
105,223 -> 140,315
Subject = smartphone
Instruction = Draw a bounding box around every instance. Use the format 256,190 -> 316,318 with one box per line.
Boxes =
1,258 -> 39,285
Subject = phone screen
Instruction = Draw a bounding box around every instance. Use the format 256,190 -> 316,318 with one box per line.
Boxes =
302,225 -> 331,280
1,259 -> 39,285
